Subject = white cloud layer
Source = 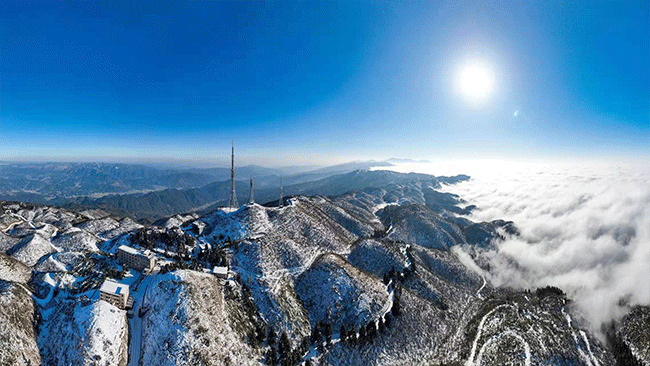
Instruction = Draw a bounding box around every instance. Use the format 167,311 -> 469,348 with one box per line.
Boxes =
384,159 -> 650,331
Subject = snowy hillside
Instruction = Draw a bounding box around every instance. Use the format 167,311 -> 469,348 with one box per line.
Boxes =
0,280 -> 41,366
0,252 -> 32,283
39,298 -> 128,366
141,270 -> 263,365
618,306 -> 650,365
295,253 -> 389,329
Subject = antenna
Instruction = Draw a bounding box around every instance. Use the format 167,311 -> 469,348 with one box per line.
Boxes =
279,177 -> 283,208
249,178 -> 254,204
228,140 -> 239,209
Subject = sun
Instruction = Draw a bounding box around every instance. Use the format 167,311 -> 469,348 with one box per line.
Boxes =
457,62 -> 494,103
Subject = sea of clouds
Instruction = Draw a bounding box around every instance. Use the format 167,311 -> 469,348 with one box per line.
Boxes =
382,159 -> 650,331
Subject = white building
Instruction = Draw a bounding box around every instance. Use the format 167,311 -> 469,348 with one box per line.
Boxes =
213,266 -> 228,279
117,245 -> 156,272
99,279 -> 129,309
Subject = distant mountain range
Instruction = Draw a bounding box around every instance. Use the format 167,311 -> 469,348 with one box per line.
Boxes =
0,160 -> 424,222
61,170 -> 469,222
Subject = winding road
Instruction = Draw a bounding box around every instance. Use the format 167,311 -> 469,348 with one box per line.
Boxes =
465,304 -> 531,366
127,269 -> 157,366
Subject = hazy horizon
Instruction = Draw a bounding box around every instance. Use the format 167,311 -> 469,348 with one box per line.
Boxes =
2,154 -> 648,174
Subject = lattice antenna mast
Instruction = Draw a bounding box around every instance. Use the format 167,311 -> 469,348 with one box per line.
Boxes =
228,141 -> 239,209
249,178 -> 254,204
279,177 -> 283,208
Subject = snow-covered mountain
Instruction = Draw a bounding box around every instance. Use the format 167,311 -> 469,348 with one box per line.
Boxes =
0,169 -> 646,365
40,298 -> 128,366
140,270 -> 264,365
0,280 -> 41,365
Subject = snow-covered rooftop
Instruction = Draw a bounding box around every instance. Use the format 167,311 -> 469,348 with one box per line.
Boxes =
219,207 -> 239,213
100,279 -> 128,295
118,245 -> 141,255
212,267 -> 228,276
118,244 -> 154,258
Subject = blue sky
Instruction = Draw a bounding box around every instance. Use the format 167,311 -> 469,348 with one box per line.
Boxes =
1,1 -> 648,166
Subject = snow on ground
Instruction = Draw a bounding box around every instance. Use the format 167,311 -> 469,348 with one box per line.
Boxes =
6,221 -> 37,237
101,218 -> 143,240
30,207 -> 79,227
0,280 -> 41,366
465,304 -> 519,366
347,239 -> 407,278
0,178 -> 632,366
0,231 -> 20,252
127,271 -> 154,366
222,198 -> 373,342
201,208 -> 249,242
157,213 -> 200,230
619,306 -> 650,364
35,222 -> 58,239
140,270 -> 263,366
324,289 -> 450,365
33,251 -> 84,272
246,204 -> 273,238
461,295 -> 612,366
79,209 -> 112,220
51,227 -> 101,252
295,253 -> 389,330
39,298 -> 128,366
10,233 -> 57,266
0,252 -> 32,283
77,217 -> 120,236
75,301 -> 129,365
0,212 -> 23,232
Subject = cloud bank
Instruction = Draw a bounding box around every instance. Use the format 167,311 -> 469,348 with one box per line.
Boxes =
387,160 -> 650,331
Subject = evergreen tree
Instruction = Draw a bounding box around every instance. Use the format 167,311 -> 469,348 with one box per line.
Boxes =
391,294 -> 401,316
311,323 -> 321,345
300,337 -> 310,356
278,332 -> 291,362
383,272 -> 390,285
324,322 -> 332,346
366,321 -> 376,339
359,325 -> 367,341
255,321 -> 267,344
266,348 -> 277,366
268,329 -> 277,347
384,313 -> 392,328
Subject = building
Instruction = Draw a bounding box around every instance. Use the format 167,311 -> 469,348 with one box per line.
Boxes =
117,245 -> 156,272
99,279 -> 129,309
213,266 -> 228,279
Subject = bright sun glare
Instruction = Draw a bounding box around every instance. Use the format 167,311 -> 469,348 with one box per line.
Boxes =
457,62 -> 494,103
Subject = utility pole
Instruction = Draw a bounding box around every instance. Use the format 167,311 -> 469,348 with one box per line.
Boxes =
228,140 -> 238,209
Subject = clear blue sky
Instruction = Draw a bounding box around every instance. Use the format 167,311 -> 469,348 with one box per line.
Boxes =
1,1 -> 648,166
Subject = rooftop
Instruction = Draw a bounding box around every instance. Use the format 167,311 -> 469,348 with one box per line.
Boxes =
100,279 -> 128,295
118,244 -> 142,256
213,267 -> 228,275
